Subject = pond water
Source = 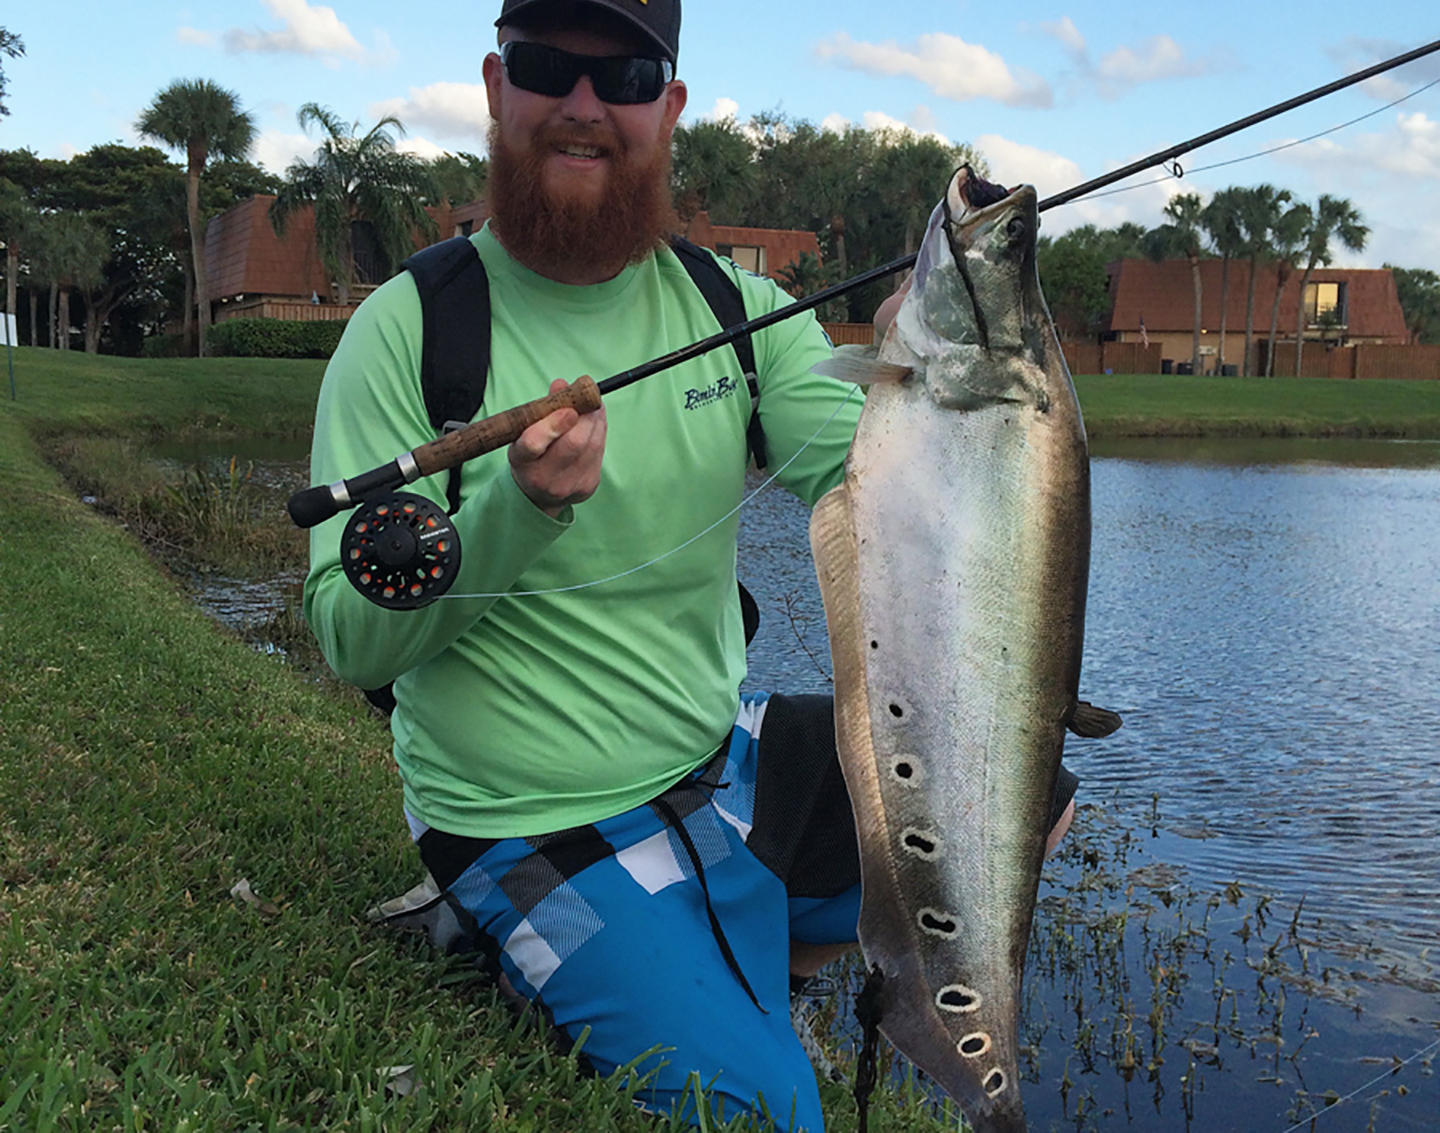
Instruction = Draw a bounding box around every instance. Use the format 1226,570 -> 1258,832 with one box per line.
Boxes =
739,437 -> 1440,1131
177,435 -> 1440,1130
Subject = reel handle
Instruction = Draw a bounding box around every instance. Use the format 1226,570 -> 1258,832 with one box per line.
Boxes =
287,376 -> 603,529
413,375 -> 602,477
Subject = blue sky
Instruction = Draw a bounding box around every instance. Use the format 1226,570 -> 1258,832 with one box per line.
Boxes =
4,1 -> 1437,270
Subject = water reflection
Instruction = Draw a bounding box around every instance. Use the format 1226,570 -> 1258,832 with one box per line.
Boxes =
739,440 -> 1440,974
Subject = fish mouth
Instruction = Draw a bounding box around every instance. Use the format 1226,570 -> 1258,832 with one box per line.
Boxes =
943,165 -> 1037,233
939,166 -> 1040,353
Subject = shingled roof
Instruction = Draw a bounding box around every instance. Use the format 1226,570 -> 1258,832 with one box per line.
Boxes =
1105,259 -> 1408,342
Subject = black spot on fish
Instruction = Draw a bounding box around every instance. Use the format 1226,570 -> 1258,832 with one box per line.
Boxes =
920,911 -> 957,935
959,1034 -> 990,1057
870,640 -> 879,650
937,985 -> 981,1013
889,703 -> 904,718
984,1070 -> 1006,1096
904,833 -> 937,855
894,762 -> 914,780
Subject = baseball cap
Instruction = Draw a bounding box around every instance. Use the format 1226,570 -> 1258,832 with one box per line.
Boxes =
496,0 -> 681,64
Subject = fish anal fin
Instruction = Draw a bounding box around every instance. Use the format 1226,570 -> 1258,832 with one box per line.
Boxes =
812,344 -> 913,385
1067,700 -> 1123,738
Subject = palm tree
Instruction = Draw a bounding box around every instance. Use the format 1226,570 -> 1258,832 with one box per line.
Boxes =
270,104 -> 439,307
1264,203 -> 1310,376
1202,188 -> 1245,375
672,117 -> 756,224
1157,193 -> 1206,375
1234,185 -> 1292,376
137,79 -> 256,357
0,178 -> 34,325
27,211 -> 108,350
1293,196 -> 1368,376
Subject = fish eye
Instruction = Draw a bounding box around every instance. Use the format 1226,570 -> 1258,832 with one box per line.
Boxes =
1005,217 -> 1027,240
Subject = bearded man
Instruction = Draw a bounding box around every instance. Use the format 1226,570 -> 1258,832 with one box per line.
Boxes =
303,1 -> 1074,1127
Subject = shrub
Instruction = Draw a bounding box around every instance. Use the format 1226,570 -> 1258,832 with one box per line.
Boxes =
141,333 -> 185,359
208,317 -> 350,359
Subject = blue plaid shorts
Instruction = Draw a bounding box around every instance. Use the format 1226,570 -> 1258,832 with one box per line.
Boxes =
414,692 -> 862,1132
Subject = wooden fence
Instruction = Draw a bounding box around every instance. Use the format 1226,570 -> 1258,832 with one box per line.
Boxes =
215,300 -> 356,325
1259,341 -> 1440,381
1061,342 -> 1163,376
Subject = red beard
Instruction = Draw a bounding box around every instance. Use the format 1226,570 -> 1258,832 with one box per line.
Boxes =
486,121 -> 679,279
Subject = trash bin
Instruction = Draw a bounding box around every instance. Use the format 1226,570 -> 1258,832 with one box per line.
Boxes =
1161,359 -> 1173,375
1176,361 -> 1192,375
1221,364 -> 1238,376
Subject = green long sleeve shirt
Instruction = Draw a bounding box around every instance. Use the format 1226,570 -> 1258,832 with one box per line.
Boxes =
304,227 -> 861,838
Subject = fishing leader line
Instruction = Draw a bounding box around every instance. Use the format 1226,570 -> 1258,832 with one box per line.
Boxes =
1274,1031 -> 1440,1133
1071,75 -> 1440,204
436,385 -> 861,601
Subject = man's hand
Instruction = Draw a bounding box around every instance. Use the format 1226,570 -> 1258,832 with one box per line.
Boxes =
871,273 -> 912,345
509,378 -> 607,517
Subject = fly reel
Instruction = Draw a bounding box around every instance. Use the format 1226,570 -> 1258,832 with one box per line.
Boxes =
340,492 -> 460,609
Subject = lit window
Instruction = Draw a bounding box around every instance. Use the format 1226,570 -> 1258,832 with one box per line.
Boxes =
1304,282 -> 1345,326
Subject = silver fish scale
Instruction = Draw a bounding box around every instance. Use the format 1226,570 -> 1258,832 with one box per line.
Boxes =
811,172 -> 1089,1133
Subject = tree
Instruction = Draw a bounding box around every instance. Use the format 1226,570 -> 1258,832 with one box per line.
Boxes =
1202,188 -> 1245,374
1263,202 -> 1310,375
1387,265 -> 1440,345
0,28 -> 23,118
1154,193 -> 1206,374
27,210 -> 108,350
137,79 -> 256,357
1294,197 -> 1368,374
428,151 -> 488,211
1036,233 -> 1111,341
672,117 -> 756,223
270,104 -> 439,306
1233,184 -> 1292,376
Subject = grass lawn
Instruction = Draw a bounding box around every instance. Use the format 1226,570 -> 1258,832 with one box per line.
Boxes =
0,347 -> 961,1130
4,347 -> 1439,1129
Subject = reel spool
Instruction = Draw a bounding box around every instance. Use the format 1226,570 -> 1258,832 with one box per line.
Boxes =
340,492 -> 461,609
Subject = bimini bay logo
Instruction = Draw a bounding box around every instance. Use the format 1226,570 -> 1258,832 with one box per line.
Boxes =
683,374 -> 741,411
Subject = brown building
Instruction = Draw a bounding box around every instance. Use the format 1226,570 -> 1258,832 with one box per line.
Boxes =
204,197 -> 819,323
1104,259 -> 1409,373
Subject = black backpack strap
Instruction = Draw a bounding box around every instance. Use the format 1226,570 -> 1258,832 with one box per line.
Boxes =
669,237 -> 767,470
401,235 -> 492,513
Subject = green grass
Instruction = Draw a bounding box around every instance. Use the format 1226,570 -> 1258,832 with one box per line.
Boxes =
0,348 -> 960,1131
1074,372 -> 1440,438
5,347 -> 1439,1130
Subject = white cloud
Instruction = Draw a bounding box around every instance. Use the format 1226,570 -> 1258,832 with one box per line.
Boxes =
1034,21 -> 1228,99
176,27 -> 215,47
370,83 -> 492,142
254,130 -> 316,175
821,107 -> 950,145
975,134 -> 1083,198
217,0 -> 367,62
1038,17 -> 1085,56
705,97 -> 740,122
397,136 -> 451,162
816,31 -> 1052,109
1273,111 -> 1440,183
1327,35 -> 1440,102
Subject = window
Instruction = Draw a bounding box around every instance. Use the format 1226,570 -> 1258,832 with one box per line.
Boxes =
1303,282 -> 1346,326
716,243 -> 766,276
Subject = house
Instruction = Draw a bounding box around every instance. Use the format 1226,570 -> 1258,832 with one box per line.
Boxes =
203,197 -> 820,323
1104,259 -> 1409,373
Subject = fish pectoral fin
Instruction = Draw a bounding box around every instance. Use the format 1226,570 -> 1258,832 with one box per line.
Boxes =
1067,700 -> 1124,738
812,344 -> 913,385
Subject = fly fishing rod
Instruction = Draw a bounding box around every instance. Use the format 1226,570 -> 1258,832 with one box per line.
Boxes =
293,35 -> 1440,608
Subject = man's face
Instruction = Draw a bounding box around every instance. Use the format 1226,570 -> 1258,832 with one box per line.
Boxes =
483,20 -> 687,215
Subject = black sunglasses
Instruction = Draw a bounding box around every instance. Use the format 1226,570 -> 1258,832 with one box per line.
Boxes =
500,41 -> 674,105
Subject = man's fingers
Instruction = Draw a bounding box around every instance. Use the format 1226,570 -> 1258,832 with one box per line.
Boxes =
513,407 -> 580,463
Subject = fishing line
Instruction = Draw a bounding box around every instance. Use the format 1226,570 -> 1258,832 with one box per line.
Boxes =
1274,1031 -> 1440,1133
1070,75 -> 1440,203
437,385 -> 861,601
